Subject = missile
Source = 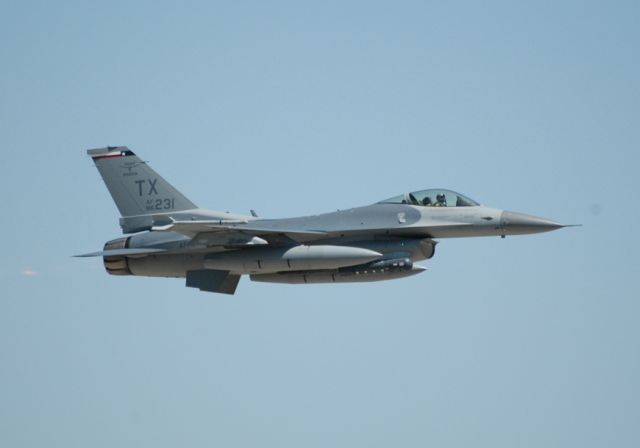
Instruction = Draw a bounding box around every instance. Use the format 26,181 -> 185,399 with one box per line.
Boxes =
204,245 -> 383,274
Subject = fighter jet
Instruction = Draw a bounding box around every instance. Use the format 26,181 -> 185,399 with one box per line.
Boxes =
76,146 -> 569,295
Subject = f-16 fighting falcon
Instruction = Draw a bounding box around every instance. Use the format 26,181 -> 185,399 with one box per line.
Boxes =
76,146 -> 570,295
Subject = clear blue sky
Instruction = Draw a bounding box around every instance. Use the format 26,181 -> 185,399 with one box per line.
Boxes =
1,1 -> 639,447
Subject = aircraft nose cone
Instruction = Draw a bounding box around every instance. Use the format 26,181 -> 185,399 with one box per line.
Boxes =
500,210 -> 565,235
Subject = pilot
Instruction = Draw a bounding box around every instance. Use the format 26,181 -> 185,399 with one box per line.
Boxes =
422,197 -> 433,206
435,193 -> 447,207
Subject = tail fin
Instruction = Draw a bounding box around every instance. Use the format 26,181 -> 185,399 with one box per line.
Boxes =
88,146 -> 197,217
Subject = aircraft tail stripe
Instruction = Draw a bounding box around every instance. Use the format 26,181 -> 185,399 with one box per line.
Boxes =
92,153 -> 125,160
89,147 -> 136,160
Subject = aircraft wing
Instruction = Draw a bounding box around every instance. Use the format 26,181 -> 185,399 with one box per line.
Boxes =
152,219 -> 327,242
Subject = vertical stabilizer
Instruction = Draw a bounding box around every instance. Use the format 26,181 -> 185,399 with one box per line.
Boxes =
87,146 -> 197,217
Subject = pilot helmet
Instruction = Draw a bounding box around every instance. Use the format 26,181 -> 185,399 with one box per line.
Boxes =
436,193 -> 446,202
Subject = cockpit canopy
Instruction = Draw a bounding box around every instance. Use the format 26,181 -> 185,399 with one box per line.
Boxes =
378,189 -> 480,207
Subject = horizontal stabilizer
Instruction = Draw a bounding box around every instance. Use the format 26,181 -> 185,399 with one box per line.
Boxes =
151,219 -> 249,232
74,248 -> 167,258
